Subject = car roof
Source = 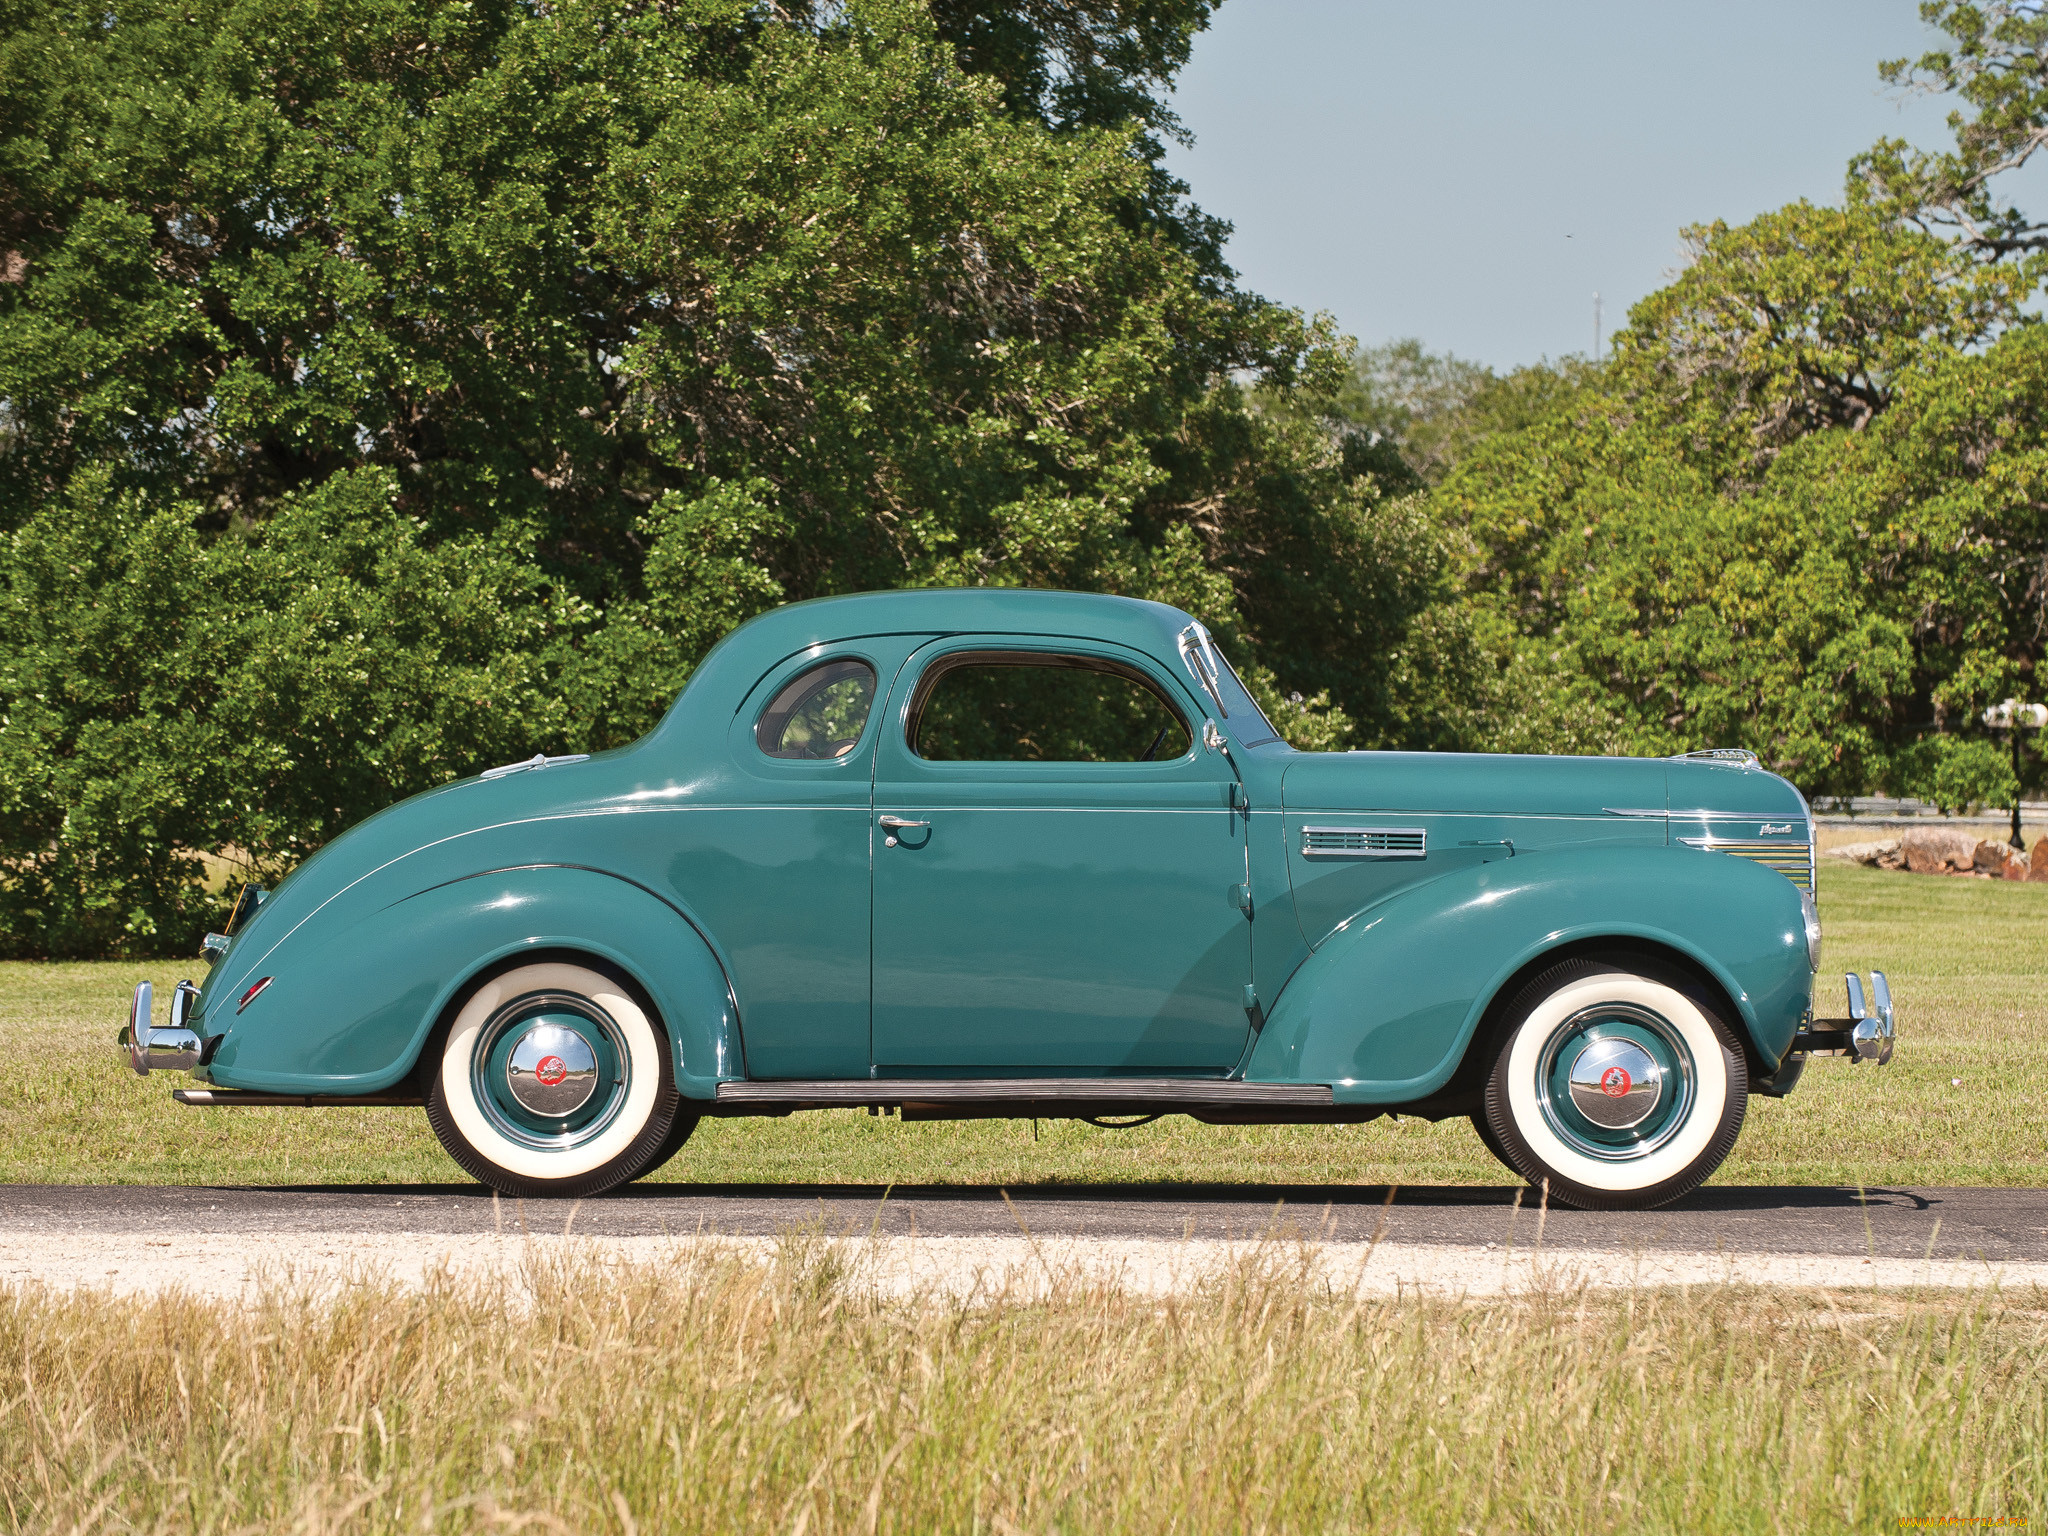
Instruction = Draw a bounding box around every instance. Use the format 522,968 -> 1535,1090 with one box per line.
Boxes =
721,587 -> 1197,658
656,588 -> 1202,740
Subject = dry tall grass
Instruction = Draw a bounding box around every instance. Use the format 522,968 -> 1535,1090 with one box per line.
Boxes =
2,1241 -> 2041,1533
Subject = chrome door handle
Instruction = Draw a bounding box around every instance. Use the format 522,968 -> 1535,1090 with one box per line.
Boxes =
878,814 -> 930,847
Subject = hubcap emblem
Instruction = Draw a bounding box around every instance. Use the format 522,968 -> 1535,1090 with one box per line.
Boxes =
505,1023 -> 598,1117
1567,1037 -> 1662,1129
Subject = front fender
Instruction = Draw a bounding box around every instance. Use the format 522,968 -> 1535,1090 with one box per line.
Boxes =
202,866 -> 743,1099
1247,846 -> 1813,1103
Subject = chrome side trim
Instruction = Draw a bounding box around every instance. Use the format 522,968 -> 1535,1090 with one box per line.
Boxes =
1300,825 -> 1427,859
715,1078 -> 1332,1106
1608,807 -> 1804,821
174,1089 -> 427,1107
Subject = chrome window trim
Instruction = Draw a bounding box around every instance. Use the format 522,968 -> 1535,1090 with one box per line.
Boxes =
1177,623 -> 1228,716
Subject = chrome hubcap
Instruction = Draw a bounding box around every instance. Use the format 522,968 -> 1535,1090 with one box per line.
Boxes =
504,1023 -> 599,1117
471,991 -> 630,1151
1535,1001 -> 1696,1162
1565,1036 -> 1662,1128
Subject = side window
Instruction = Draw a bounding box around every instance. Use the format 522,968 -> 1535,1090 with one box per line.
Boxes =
908,652 -> 1192,763
756,659 -> 877,760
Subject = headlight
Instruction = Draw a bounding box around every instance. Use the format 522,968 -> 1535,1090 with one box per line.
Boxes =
1800,888 -> 1821,971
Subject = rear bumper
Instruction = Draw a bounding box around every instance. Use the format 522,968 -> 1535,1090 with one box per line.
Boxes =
116,981 -> 202,1076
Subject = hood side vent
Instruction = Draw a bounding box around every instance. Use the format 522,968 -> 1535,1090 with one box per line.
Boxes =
1302,825 -> 1427,859
1679,834 -> 1814,890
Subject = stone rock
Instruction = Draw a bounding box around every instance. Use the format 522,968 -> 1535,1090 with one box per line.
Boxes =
2030,838 -> 2048,883
1973,838 -> 2018,875
1826,838 -> 1901,866
1903,826 -> 1979,874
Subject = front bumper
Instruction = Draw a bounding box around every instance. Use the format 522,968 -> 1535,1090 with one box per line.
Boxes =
1792,971 -> 1897,1064
116,980 -> 202,1076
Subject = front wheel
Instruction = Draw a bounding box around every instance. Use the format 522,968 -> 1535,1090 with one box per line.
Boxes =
426,961 -> 685,1198
1478,958 -> 1748,1211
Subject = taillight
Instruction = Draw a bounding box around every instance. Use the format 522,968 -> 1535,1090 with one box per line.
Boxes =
237,976 -> 273,1013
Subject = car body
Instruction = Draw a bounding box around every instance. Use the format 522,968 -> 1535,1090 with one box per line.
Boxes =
121,588 -> 1895,1207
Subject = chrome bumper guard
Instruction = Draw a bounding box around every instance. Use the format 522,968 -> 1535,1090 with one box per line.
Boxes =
1791,971 -> 1896,1065
116,980 -> 203,1076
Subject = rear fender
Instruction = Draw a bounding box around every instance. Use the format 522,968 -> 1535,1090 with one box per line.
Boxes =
1247,846 -> 1812,1103
203,866 -> 742,1098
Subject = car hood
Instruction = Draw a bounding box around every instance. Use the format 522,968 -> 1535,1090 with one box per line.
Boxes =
1282,750 -> 1808,821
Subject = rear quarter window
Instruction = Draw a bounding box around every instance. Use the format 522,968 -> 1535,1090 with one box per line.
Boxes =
756,659 -> 877,760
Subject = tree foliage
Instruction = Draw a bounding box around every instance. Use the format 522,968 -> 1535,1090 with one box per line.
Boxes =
0,0 -> 1459,954
16,0 -> 2048,957
1613,199 -> 2029,471
1403,57 -> 2048,796
1858,0 -> 2048,259
1343,2 -> 2048,802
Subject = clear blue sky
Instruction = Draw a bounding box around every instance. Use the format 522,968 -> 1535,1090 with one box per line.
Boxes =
1163,1 -> 1976,369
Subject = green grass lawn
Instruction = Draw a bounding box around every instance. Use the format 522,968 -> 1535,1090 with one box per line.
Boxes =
3,862 -> 2039,1187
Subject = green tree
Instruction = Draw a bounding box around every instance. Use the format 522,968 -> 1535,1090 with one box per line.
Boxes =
1425,252 -> 2048,793
1857,0 -> 2048,263
1322,340 -> 1592,487
1403,0 -> 2048,788
1611,198 -> 2029,479
0,0 -> 1458,954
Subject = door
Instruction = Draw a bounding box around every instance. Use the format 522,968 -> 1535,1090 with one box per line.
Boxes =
689,648 -> 892,1080
871,639 -> 1253,1073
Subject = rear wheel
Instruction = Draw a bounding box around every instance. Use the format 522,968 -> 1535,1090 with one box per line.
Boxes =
1479,958 -> 1747,1211
426,961 -> 684,1198
633,1105 -> 701,1181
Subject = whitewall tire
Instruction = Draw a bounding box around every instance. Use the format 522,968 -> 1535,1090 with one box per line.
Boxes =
425,960 -> 685,1198
1478,957 -> 1748,1211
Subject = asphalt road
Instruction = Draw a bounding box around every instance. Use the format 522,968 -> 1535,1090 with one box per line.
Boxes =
3,1183 -> 2045,1262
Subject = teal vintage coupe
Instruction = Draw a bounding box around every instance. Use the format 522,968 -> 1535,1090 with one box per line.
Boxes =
120,589 -> 1894,1209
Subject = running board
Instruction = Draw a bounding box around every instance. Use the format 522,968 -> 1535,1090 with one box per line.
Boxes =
174,1088 -> 426,1107
714,1078 -> 1333,1107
